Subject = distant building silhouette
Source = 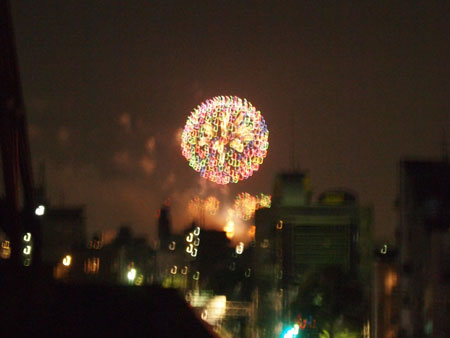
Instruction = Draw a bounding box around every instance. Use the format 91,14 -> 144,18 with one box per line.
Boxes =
397,160 -> 450,338
158,205 -> 172,249
40,206 -> 86,266
254,171 -> 373,337
373,242 -> 399,338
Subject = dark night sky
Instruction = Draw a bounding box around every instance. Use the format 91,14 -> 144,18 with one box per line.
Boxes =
10,1 -> 449,243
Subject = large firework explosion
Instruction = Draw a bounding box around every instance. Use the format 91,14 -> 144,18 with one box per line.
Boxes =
181,96 -> 269,184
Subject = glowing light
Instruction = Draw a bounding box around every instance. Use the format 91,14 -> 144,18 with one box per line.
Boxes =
203,296 -> 227,325
194,226 -> 201,236
181,95 -> 269,184
224,220 -> 235,239
385,271 -> 398,295
191,248 -> 198,257
127,268 -> 137,281
181,266 -> 188,275
193,271 -> 200,280
135,274 -> 144,286
381,244 -> 388,254
23,233 -> 32,242
236,242 -> 244,255
84,257 -> 100,274
245,268 -> 251,278
170,265 -> 178,274
186,243 -> 193,253
35,205 -> 45,216
201,309 -> 208,320
248,225 -> 256,239
194,237 -> 200,246
276,220 -> 283,230
0,240 -> 11,259
186,233 -> 193,242
62,255 -> 72,266
282,324 -> 299,338
23,245 -> 32,255
169,241 -> 176,251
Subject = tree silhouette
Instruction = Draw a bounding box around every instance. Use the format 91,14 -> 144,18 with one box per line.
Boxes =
291,265 -> 366,337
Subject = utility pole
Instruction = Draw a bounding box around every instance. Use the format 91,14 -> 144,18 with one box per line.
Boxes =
0,0 -> 41,273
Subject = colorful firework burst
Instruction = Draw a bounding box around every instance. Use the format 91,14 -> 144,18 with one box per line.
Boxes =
188,196 -> 220,217
181,96 -> 269,184
234,193 -> 272,221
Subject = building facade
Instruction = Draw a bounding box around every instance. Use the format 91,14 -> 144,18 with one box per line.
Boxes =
397,160 -> 450,338
254,172 -> 373,337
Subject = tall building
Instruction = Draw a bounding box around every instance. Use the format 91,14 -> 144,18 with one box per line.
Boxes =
373,243 -> 399,338
254,171 -> 373,337
158,205 -> 172,249
41,206 -> 86,266
397,160 -> 450,338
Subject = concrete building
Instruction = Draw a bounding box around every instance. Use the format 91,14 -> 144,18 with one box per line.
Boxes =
373,243 -> 399,338
397,160 -> 450,338
254,171 -> 373,337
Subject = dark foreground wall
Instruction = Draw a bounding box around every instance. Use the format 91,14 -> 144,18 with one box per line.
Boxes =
0,273 -> 217,338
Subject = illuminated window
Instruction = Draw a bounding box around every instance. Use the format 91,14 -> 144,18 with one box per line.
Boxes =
261,239 -> 269,248
1,240 -> 10,249
276,220 -> 283,230
248,225 -> 256,239
135,274 -> 144,286
236,242 -> 244,255
191,248 -> 198,257
127,268 -> 136,282
385,271 -> 398,295
88,239 -> 102,250
1,240 -> 11,259
169,241 -> 176,251
186,243 -> 193,253
224,220 -> 235,239
35,205 -> 45,216
84,257 -> 100,274
62,255 -> 72,266
23,245 -> 32,255
186,233 -> 193,243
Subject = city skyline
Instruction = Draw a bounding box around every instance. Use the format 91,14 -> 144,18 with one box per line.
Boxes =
9,1 -> 450,241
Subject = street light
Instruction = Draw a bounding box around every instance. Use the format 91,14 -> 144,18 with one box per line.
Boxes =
127,268 -> 136,282
35,205 -> 45,216
63,255 -> 72,266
